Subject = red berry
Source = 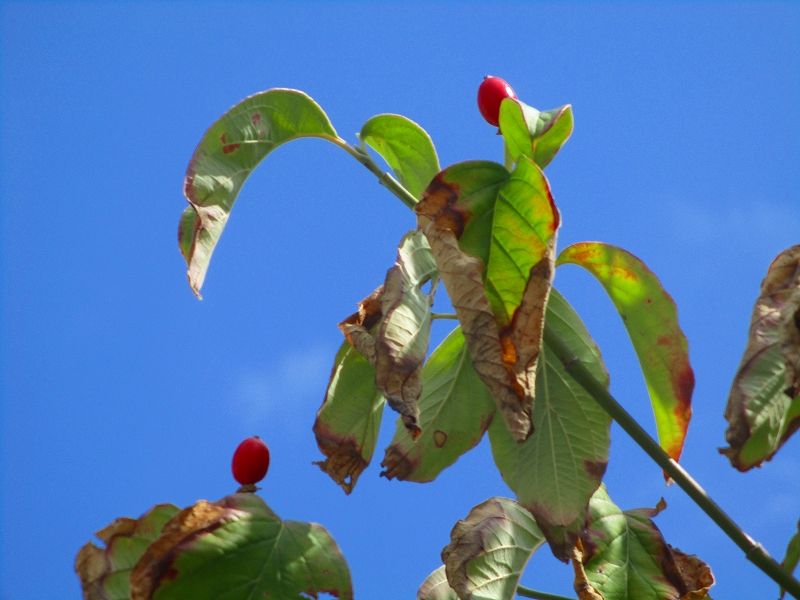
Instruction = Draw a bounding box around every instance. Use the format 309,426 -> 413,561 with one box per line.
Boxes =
231,436 -> 270,486
477,76 -> 517,126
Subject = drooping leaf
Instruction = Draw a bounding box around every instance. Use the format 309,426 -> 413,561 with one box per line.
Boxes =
418,565 -> 459,600
339,231 -> 436,437
558,241 -> 695,465
499,98 -> 574,168
75,504 -> 180,600
575,486 -> 714,600
313,340 -> 386,494
130,493 -> 352,600
417,158 -> 558,442
179,89 -> 339,297
721,245 -> 800,470
360,114 -> 440,200
381,327 -> 496,482
442,497 -> 546,600
780,521 -> 800,599
489,289 -> 611,560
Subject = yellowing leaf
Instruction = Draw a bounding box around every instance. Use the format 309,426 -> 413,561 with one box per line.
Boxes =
558,242 -> 694,466
722,245 -> 800,470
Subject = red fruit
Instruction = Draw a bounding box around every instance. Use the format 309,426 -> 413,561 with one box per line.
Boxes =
232,436 -> 270,486
477,76 -> 517,126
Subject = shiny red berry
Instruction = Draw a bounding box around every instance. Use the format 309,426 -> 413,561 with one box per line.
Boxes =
477,76 -> 517,126
232,436 -> 270,485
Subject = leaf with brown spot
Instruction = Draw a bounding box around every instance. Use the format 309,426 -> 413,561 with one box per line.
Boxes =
131,493 -> 352,600
313,340 -> 386,494
575,486 -> 714,600
722,245 -> 800,470
381,327 -> 495,482
75,504 -> 179,600
488,289 -> 611,561
417,566 -> 459,600
179,89 -> 339,298
417,158 -> 559,442
441,497 -> 546,600
558,242 -> 695,469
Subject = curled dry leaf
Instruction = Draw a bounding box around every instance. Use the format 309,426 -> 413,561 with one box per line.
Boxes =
416,159 -> 558,442
338,231 -> 435,438
722,244 -> 800,470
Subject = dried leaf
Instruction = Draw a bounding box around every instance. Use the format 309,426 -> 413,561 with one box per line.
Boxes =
313,340 -> 385,494
442,497 -> 546,600
74,504 -> 180,600
339,231 -> 435,437
576,486 -> 714,600
131,493 -> 352,599
722,245 -> 800,470
416,158 -> 558,442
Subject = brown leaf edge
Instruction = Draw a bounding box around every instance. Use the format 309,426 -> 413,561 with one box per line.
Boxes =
416,173 -> 557,442
574,498 -> 714,600
75,504 -> 180,600
722,245 -> 800,470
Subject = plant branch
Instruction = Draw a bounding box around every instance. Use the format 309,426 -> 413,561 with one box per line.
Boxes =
333,138 -> 419,210
543,326 -> 800,599
516,586 -> 575,600
348,142 -> 800,599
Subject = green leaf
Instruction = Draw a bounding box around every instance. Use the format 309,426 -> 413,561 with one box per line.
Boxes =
132,494 -> 352,600
499,99 -> 574,168
722,245 -> 800,470
179,88 -> 339,297
781,521 -> 800,599
417,566 -> 459,600
75,504 -> 180,600
576,486 -> 714,600
488,288 -> 611,560
558,242 -> 695,465
484,157 -> 559,326
442,497 -> 546,600
381,327 -> 496,482
313,340 -> 386,494
360,114 -> 440,200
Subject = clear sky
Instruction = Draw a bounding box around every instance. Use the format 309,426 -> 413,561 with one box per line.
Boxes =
1,2 -> 799,599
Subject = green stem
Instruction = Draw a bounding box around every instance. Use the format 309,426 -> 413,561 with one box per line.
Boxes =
432,313 -> 458,320
516,586 -> 575,600
350,146 -> 800,599
333,138 -> 419,210
543,326 -> 800,600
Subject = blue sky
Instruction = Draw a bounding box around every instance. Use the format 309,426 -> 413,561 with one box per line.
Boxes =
1,2 -> 799,598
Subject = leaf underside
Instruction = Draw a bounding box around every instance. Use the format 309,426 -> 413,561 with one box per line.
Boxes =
722,244 -> 800,470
